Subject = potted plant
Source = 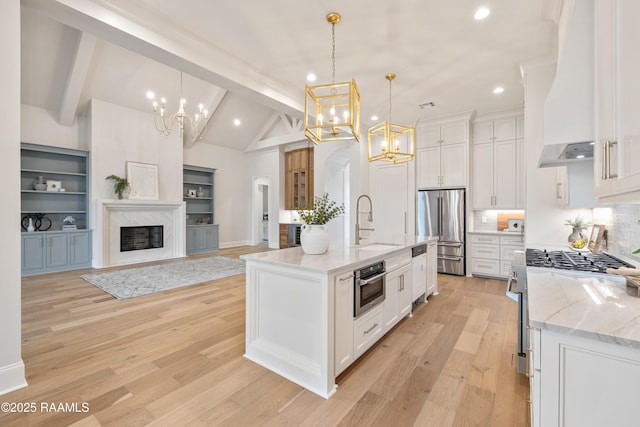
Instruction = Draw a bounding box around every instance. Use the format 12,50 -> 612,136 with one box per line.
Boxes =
565,214 -> 591,244
106,175 -> 131,200
297,193 -> 345,254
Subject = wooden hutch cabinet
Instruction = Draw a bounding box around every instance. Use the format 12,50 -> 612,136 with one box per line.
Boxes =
285,147 -> 314,210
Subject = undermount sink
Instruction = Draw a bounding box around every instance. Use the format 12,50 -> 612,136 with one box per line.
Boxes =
354,243 -> 401,251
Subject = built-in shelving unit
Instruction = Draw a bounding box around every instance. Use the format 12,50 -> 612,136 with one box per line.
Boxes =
183,165 -> 219,254
20,143 -> 92,275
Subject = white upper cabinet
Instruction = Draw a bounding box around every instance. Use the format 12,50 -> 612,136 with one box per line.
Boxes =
594,0 -> 640,202
473,140 -> 520,209
417,119 -> 468,148
416,116 -> 470,189
471,114 -> 524,209
472,117 -> 517,144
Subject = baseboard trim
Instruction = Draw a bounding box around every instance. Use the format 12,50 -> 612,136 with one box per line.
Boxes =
219,240 -> 253,249
0,360 -> 27,396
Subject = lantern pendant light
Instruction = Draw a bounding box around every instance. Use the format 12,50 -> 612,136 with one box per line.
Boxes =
367,73 -> 415,164
304,12 -> 361,144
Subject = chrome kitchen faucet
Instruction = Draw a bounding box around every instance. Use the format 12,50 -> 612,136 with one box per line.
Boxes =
355,194 -> 374,245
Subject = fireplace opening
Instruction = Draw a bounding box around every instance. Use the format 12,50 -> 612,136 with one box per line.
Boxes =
120,225 -> 164,252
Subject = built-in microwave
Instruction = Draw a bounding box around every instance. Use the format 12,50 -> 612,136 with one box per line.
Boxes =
354,261 -> 386,318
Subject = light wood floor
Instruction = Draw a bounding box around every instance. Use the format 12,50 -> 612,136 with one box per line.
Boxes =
1,246 -> 529,426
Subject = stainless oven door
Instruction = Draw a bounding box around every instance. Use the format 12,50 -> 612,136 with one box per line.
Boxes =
354,271 -> 386,318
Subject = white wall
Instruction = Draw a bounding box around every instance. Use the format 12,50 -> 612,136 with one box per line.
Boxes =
88,99 -> 184,264
184,142 -> 251,247
247,148 -> 282,248
88,99 -> 183,202
21,104 -> 83,150
0,0 -> 27,395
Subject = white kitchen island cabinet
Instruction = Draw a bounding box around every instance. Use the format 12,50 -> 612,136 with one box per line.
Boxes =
241,236 -> 437,398
527,268 -> 640,427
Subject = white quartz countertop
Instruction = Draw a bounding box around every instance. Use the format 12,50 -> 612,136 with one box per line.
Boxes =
527,267 -> 640,348
468,230 -> 525,235
241,235 -> 438,274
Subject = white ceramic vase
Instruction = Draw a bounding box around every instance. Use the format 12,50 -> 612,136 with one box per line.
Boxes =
300,224 -> 329,255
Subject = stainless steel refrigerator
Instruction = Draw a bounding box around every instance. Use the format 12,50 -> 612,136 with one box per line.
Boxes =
417,189 -> 465,276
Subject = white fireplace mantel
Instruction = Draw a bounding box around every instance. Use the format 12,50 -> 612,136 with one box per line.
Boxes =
94,199 -> 186,268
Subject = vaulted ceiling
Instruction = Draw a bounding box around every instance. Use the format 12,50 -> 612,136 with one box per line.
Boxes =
20,0 -> 561,152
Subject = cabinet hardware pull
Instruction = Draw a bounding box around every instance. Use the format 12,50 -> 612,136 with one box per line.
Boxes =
404,212 -> 407,234
339,275 -> 353,282
602,141 -> 609,180
608,140 -> 618,178
364,323 -> 378,334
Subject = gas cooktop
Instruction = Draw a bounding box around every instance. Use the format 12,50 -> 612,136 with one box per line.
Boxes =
526,249 -> 635,273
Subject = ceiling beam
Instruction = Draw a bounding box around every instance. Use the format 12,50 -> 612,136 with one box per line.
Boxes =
183,87 -> 227,149
58,31 -> 96,126
245,112 -> 306,153
23,0 -> 303,118
244,131 -> 307,153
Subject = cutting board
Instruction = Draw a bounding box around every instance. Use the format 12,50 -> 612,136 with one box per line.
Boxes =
497,212 -> 525,232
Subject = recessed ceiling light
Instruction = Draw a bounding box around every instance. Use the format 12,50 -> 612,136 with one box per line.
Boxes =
146,91 -> 155,99
371,115 -> 379,121
306,73 -> 317,82
474,7 -> 490,20
493,86 -> 505,94
576,154 -> 585,159
233,118 -> 241,126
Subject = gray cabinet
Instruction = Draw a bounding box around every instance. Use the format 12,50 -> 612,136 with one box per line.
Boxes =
20,143 -> 92,276
183,165 -> 219,254
185,225 -> 219,254
21,230 -> 92,276
69,232 -> 91,266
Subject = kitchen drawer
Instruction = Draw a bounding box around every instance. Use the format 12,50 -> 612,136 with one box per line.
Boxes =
471,258 -> 501,276
500,244 -> 523,262
354,303 -> 384,359
386,250 -> 412,272
500,234 -> 524,245
471,244 -> 500,259
470,234 -> 500,244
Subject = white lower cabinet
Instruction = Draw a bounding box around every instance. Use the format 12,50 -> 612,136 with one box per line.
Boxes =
532,327 -> 640,427
334,269 -> 355,376
334,249 -> 420,376
383,262 -> 412,333
470,233 -> 524,278
426,240 -> 438,297
353,304 -> 384,359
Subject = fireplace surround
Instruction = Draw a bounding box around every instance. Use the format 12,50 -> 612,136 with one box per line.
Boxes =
94,199 -> 185,267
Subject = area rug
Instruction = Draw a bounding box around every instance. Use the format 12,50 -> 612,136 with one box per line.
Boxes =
80,256 -> 246,300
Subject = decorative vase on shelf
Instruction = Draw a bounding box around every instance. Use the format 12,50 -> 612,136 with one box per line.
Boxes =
27,218 -> 35,233
568,227 -> 586,243
197,187 -> 204,198
34,176 -> 46,191
300,224 -> 330,255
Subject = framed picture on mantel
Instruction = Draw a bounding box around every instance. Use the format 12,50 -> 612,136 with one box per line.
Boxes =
126,161 -> 159,200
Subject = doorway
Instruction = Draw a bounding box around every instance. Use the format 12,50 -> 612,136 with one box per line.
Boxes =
252,176 -> 270,246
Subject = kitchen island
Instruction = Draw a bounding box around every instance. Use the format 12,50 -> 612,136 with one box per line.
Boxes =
527,267 -> 640,427
241,236 -> 437,398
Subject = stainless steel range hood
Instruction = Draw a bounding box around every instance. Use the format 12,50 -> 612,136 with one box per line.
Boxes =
539,0 -> 594,168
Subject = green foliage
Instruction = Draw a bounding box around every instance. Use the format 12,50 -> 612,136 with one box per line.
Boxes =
106,175 -> 130,200
564,214 -> 591,229
298,193 -> 345,225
